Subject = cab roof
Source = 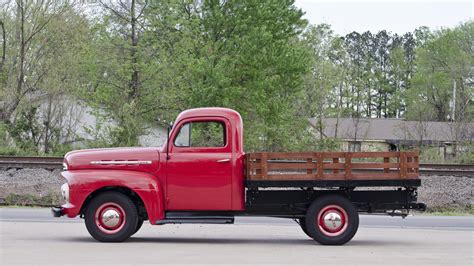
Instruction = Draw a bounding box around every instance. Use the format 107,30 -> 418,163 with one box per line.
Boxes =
175,107 -> 242,122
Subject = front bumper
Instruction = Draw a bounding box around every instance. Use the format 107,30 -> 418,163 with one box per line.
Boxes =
51,207 -> 64,217
51,202 -> 77,218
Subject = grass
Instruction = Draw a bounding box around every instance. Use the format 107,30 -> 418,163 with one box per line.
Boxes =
0,205 -> 45,208
421,211 -> 472,216
2,193 -> 62,207
421,205 -> 474,216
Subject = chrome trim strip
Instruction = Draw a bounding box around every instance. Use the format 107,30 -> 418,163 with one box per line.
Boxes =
90,160 -> 152,165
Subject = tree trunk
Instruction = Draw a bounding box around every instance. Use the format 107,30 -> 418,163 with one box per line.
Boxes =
129,0 -> 139,100
0,19 -> 6,72
17,0 -> 25,98
334,67 -> 346,138
43,95 -> 54,153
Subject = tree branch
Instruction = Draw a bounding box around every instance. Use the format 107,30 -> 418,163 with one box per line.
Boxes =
99,0 -> 129,22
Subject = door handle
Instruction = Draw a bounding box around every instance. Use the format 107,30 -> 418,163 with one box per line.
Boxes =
217,159 -> 230,163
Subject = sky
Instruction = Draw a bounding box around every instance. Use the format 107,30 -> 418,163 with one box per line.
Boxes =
294,0 -> 473,35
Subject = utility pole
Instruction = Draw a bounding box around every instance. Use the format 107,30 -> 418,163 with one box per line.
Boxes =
451,79 -> 456,121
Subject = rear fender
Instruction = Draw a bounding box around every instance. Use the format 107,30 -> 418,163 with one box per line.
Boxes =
62,170 -> 164,224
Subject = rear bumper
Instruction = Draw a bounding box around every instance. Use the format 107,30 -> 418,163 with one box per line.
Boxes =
411,202 -> 427,211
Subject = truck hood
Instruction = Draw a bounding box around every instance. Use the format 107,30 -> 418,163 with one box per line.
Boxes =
64,147 -> 160,173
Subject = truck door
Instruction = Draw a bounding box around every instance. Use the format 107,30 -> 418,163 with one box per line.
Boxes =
166,117 -> 233,210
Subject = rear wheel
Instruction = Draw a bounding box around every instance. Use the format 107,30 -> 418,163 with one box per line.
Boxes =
304,194 -> 359,245
298,218 -> 311,237
85,192 -> 138,242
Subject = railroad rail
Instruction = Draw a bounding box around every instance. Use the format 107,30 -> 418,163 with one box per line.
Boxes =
0,155 -> 473,177
0,156 -> 63,170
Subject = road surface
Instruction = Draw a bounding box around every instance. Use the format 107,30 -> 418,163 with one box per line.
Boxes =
0,208 -> 473,265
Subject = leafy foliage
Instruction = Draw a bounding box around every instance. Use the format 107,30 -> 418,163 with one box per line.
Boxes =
0,1 -> 471,160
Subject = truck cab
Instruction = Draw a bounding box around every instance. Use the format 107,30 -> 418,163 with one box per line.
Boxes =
165,108 -> 245,211
53,107 -> 425,245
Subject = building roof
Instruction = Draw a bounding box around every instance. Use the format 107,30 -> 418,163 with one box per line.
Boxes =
309,117 -> 474,144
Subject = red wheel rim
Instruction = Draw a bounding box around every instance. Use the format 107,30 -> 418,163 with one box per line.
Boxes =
95,202 -> 126,234
317,205 -> 348,237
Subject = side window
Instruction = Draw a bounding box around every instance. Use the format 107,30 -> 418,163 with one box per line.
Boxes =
174,121 -> 226,148
174,123 -> 191,147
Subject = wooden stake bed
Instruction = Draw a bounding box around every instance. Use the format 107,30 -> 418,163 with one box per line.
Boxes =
245,151 -> 420,181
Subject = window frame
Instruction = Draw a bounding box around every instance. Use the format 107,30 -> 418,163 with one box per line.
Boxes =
170,117 -> 231,153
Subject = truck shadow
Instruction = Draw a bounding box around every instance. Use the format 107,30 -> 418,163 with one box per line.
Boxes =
67,236 -> 414,246
128,237 -> 311,245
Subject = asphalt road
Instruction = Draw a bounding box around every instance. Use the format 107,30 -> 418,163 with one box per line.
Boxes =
1,208 -> 473,265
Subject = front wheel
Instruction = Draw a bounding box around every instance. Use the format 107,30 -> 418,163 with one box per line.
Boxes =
85,192 -> 138,242
131,219 -> 144,236
304,194 -> 359,245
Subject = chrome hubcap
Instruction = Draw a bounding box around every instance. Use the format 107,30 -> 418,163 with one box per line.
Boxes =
101,209 -> 121,228
317,205 -> 348,237
323,212 -> 342,231
95,203 -> 126,234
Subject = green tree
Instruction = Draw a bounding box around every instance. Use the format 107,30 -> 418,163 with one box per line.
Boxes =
78,0 -> 157,146
159,0 -> 312,151
407,22 -> 473,122
406,22 -> 473,157
388,33 -> 416,118
299,24 -> 338,140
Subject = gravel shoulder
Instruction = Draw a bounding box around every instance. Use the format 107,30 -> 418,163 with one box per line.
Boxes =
0,168 -> 472,210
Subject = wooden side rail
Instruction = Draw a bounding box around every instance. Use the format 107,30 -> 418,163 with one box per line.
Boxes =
245,151 -> 419,181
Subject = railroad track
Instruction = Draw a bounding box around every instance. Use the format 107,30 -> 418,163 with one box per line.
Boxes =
0,156 -> 473,177
418,164 -> 474,177
0,156 -> 63,170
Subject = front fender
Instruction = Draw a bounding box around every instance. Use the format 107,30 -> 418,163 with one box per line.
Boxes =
61,170 -> 165,224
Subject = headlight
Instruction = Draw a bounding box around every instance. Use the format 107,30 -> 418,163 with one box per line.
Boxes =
62,162 -> 68,171
61,183 -> 69,202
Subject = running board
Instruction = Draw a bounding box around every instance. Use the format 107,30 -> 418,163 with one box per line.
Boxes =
155,211 -> 235,225
155,218 -> 234,225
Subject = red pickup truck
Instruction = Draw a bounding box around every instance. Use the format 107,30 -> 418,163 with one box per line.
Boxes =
52,107 -> 425,245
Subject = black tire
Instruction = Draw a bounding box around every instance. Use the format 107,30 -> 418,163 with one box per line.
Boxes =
299,218 -> 311,237
132,219 -> 144,236
304,194 -> 359,245
85,192 -> 138,242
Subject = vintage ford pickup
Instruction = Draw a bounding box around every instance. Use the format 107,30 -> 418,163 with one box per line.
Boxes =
52,107 -> 425,245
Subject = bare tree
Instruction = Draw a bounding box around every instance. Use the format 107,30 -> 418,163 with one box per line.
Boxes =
0,0 -> 69,124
